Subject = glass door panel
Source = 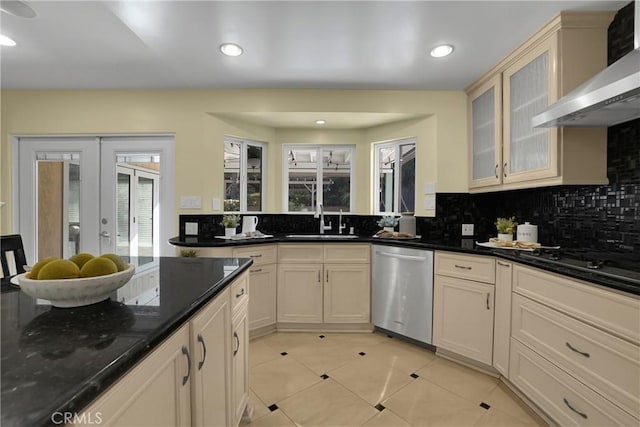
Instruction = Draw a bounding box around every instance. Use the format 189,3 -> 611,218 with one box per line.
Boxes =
136,173 -> 157,267
472,87 -> 497,180
116,168 -> 132,258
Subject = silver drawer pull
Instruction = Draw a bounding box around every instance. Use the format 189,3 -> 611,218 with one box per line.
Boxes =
486,293 -> 490,310
496,261 -> 510,267
250,254 -> 262,258
250,268 -> 262,273
236,288 -> 245,298
563,398 -> 587,419
454,264 -> 472,270
494,164 -> 499,179
566,342 -> 590,358
181,345 -> 191,386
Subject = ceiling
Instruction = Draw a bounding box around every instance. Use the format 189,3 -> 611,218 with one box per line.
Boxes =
0,0 -> 629,91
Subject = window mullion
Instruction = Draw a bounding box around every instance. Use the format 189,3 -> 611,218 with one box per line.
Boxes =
316,147 -> 323,210
240,142 -> 248,212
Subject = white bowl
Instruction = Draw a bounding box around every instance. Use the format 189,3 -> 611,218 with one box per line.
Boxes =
18,264 -> 136,308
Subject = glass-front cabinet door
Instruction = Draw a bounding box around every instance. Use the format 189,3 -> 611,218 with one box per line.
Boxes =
468,74 -> 502,189
503,35 -> 559,184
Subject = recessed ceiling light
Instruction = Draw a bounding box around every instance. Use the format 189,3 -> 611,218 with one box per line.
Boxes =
315,120 -> 326,125
0,1 -> 36,18
430,44 -> 454,58
0,35 -> 16,47
220,43 -> 243,57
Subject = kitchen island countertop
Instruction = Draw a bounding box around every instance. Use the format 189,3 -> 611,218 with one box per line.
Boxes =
0,256 -> 252,427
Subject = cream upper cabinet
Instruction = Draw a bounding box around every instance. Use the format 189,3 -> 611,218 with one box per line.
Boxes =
468,74 -> 502,189
467,12 -> 612,192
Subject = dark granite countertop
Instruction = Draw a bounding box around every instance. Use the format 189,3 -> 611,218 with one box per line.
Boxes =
169,235 -> 640,296
1,256 -> 253,427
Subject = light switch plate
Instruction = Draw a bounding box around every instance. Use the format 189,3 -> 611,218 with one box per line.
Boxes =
424,195 -> 436,210
462,224 -> 474,236
180,196 -> 202,209
424,182 -> 436,194
185,222 -> 198,235
212,198 -> 221,211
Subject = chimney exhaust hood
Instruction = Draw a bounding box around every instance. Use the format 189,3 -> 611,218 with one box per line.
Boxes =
532,2 -> 639,128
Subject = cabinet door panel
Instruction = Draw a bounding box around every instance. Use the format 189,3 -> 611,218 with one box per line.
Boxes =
248,264 -> 277,331
433,275 -> 494,365
75,325 -> 191,427
232,305 -> 250,426
469,74 -> 502,188
277,264 -> 323,323
190,288 -> 231,427
324,264 -> 370,323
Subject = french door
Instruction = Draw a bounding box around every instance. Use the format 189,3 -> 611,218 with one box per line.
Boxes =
15,135 -> 174,267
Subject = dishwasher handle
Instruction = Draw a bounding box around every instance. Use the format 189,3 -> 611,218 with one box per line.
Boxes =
376,250 -> 429,262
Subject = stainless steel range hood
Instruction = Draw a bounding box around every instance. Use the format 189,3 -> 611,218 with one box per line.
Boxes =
532,2 -> 640,128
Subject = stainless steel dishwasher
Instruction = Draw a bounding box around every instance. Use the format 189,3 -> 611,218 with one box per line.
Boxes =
372,244 -> 434,345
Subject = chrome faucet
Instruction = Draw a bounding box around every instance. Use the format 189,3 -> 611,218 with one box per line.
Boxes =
318,203 -> 332,234
338,209 -> 347,234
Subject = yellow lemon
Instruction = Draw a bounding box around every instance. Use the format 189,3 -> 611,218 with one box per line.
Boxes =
99,253 -> 126,272
80,257 -> 118,278
30,257 -> 59,279
38,259 -> 80,280
69,252 -> 95,269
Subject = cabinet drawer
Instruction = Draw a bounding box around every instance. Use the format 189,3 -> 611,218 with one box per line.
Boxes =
512,264 -> 640,345
435,251 -> 495,283
510,338 -> 638,425
232,244 -> 277,266
512,293 -> 640,417
323,244 -> 370,264
278,244 -> 324,263
175,246 -> 233,258
231,273 -> 249,314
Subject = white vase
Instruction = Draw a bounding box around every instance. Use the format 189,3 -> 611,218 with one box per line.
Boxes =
383,226 -> 395,233
498,233 -> 513,242
225,227 -> 236,238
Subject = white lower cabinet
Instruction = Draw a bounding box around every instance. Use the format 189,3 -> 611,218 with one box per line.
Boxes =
190,287 -> 231,427
75,273 -> 250,427
511,264 -> 640,423
277,244 -> 371,327
277,263 -> 323,323
231,302 -> 250,427
510,338 -> 638,426
73,324 -> 192,426
247,264 -> 277,330
433,274 -> 495,365
492,260 -> 512,377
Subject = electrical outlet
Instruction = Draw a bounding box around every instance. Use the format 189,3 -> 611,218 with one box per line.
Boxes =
185,222 -> 198,235
462,223 -> 474,236
180,196 -> 202,209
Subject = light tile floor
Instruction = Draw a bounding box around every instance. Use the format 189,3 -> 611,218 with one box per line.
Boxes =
243,332 -> 547,427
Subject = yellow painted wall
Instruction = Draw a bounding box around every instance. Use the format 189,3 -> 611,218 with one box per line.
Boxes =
0,89 -> 467,234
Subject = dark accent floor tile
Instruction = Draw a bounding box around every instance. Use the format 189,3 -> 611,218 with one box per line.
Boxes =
410,373 -> 419,379
319,335 -> 325,338
374,403 -> 386,411
268,404 -> 279,412
321,374 -> 329,380
280,352 -> 288,356
480,402 -> 491,410
358,352 -> 366,356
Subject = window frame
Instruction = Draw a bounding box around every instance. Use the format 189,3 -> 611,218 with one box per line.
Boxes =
282,144 -> 356,214
223,136 -> 267,214
373,137 -> 416,215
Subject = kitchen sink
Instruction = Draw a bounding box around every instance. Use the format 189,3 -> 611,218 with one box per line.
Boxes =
285,234 -> 359,239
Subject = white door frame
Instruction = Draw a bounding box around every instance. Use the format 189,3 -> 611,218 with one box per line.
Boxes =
12,135 -> 175,263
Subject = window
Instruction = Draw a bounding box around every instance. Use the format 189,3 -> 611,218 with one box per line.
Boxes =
374,138 -> 416,214
224,137 -> 266,212
283,145 -> 355,213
